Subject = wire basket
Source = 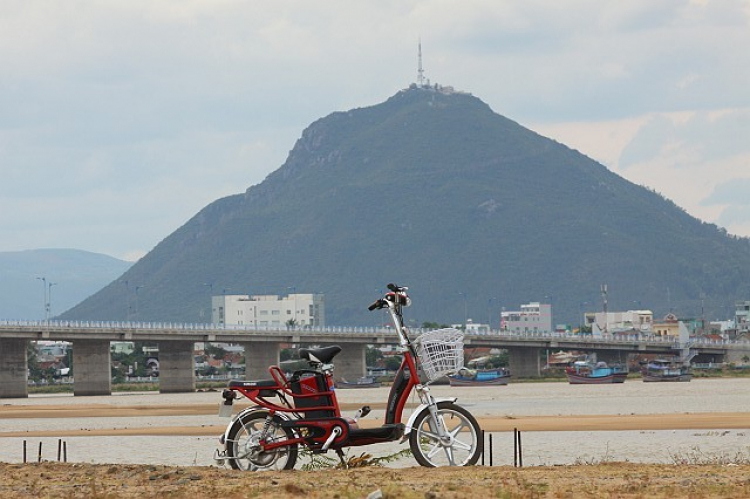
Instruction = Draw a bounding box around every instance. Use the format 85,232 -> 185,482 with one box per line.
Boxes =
414,328 -> 465,382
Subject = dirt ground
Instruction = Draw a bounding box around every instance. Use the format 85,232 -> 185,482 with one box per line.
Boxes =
1,461 -> 749,498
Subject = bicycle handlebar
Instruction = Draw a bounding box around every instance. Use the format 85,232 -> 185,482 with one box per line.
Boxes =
368,299 -> 384,311
368,283 -> 408,311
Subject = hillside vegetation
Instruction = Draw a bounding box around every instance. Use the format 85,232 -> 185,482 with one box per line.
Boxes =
61,87 -> 750,326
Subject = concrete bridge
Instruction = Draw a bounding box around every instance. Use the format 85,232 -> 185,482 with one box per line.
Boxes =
2,320 -> 747,398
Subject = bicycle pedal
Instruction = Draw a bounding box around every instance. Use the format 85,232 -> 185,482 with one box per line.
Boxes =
353,405 -> 371,421
213,449 -> 227,466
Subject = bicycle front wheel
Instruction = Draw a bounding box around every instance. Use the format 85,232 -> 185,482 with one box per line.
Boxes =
225,410 -> 298,471
409,401 -> 482,467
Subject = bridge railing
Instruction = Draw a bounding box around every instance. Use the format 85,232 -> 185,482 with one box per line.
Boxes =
2,319 -> 748,348
489,329 -> 750,348
0,319 -> 402,336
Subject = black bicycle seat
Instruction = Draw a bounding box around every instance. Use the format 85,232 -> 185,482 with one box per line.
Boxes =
299,345 -> 342,364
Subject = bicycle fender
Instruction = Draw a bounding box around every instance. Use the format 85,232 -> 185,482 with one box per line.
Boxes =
401,397 -> 457,440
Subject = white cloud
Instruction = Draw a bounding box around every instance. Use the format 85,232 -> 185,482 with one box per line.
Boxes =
1,0 -> 749,259
532,107 -> 750,237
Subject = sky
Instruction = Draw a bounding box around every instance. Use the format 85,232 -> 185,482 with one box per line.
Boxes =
1,1 -> 749,262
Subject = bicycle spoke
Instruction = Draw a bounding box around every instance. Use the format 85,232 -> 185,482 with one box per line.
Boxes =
447,425 -> 473,451
443,446 -> 456,466
419,429 -> 441,441
425,441 -> 443,459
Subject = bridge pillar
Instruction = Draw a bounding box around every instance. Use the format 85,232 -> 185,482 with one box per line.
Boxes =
0,338 -> 28,398
508,347 -> 541,378
331,343 -> 366,383
243,342 -> 279,379
159,341 -> 196,393
73,340 -> 112,396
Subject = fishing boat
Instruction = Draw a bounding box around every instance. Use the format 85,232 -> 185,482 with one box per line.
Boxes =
447,367 -> 511,387
641,359 -> 692,382
565,360 -> 628,384
335,376 -> 381,389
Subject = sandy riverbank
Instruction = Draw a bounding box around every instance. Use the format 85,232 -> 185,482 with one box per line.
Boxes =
2,461 -> 749,498
1,402 -> 749,437
3,379 -> 750,437
3,382 -> 750,497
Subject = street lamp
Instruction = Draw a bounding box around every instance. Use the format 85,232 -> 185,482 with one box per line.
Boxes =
458,292 -> 468,326
48,282 -> 57,319
121,280 -> 130,321
288,286 -> 297,326
36,277 -> 47,321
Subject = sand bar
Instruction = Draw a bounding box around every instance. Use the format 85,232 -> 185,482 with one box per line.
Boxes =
1,402 -> 749,436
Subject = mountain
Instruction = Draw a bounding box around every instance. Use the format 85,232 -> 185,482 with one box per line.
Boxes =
60,86 -> 750,327
0,249 -> 132,320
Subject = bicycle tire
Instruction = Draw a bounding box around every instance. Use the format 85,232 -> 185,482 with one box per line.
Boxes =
225,410 -> 298,471
409,401 -> 482,467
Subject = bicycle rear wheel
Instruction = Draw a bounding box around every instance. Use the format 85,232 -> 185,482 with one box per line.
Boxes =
226,410 -> 298,471
409,401 -> 482,467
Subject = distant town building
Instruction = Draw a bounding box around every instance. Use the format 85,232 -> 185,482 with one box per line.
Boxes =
736,300 -> 750,333
462,319 -> 491,335
500,302 -> 553,335
211,293 -> 325,328
111,342 -> 135,354
584,309 -> 653,335
35,341 -> 71,357
651,313 -> 680,338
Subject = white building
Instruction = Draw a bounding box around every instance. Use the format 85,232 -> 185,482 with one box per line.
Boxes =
736,301 -> 750,333
35,341 -> 71,357
451,319 -> 491,335
584,309 -> 653,335
500,302 -> 553,335
211,293 -> 325,328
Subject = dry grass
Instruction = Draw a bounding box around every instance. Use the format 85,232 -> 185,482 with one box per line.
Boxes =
2,461 -> 750,498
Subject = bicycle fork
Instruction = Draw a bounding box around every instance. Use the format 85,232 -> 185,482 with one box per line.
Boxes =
410,387 -> 461,465
422,393 -> 451,443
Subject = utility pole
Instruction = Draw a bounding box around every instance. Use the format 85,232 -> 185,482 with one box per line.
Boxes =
121,280 -> 130,321
48,282 -> 57,319
601,284 -> 608,335
36,277 -> 48,322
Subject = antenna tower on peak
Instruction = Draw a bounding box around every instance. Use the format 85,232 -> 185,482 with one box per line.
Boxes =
417,39 -> 425,87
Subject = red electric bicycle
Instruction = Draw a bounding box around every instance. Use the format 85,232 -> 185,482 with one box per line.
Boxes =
214,283 -> 482,470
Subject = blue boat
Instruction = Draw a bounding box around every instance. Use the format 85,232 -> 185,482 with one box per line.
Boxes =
641,359 -> 692,382
448,367 -> 511,386
565,360 -> 628,384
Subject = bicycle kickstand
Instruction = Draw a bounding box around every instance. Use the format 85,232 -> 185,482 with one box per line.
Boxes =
335,449 -> 348,469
